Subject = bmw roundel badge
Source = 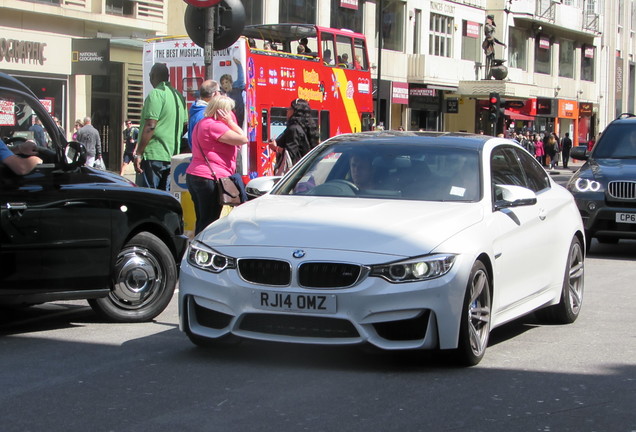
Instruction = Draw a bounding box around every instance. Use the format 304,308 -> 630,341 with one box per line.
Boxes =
292,250 -> 306,259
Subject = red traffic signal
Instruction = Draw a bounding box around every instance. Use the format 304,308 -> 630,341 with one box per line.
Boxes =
488,92 -> 501,122
183,0 -> 222,7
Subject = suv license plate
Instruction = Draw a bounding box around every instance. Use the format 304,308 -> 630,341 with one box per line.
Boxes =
254,291 -> 336,314
616,212 -> 636,223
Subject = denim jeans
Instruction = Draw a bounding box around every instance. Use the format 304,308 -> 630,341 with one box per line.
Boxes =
186,173 -> 222,235
137,160 -> 171,191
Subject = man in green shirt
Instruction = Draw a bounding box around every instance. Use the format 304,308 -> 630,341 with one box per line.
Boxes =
134,63 -> 187,190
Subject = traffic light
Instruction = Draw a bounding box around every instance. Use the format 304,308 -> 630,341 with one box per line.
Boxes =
488,92 -> 501,123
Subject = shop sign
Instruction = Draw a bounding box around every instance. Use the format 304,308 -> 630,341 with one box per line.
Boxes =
536,98 -> 555,116
539,36 -> 550,50
340,0 -> 358,9
430,1 -> 455,15
584,46 -> 594,58
558,99 -> 578,118
579,102 -> 593,116
616,59 -> 624,101
410,87 -> 436,97
463,21 -> 480,39
71,38 -> 110,76
0,39 -> 47,66
446,98 -> 458,113
0,99 -> 15,126
392,82 -> 409,104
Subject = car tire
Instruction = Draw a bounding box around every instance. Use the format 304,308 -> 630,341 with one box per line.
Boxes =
536,236 -> 584,324
451,260 -> 491,367
89,232 -> 177,323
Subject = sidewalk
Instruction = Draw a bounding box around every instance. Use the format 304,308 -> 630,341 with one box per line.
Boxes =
548,157 -> 584,176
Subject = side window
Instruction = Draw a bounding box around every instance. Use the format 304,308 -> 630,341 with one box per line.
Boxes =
320,33 -> 336,66
490,147 -> 525,188
335,35 -> 354,68
353,38 -> 369,70
514,148 -> 550,192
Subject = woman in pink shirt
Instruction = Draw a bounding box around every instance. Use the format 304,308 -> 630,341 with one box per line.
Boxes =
533,133 -> 545,166
186,96 -> 248,234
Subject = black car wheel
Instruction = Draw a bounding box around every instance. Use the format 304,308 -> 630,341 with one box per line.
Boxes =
536,236 -> 584,324
89,232 -> 177,322
452,260 -> 491,366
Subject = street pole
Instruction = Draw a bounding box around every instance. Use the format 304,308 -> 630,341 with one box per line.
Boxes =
204,7 -> 215,80
375,0 -> 383,129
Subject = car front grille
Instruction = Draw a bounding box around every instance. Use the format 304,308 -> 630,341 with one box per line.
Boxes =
238,259 -> 291,286
239,313 -> 359,338
608,181 -> 636,199
298,262 -> 362,288
237,259 -> 364,289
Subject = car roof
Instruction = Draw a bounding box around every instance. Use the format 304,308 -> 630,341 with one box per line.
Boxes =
323,131 -> 493,151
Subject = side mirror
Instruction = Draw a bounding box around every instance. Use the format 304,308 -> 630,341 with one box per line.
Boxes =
570,146 -> 588,161
63,141 -> 87,170
494,184 -> 537,210
245,176 -> 282,199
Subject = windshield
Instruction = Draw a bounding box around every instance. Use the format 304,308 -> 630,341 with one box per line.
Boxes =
592,123 -> 636,159
0,90 -> 53,147
274,143 -> 481,202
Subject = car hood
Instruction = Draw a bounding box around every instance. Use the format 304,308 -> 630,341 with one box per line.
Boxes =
197,195 -> 484,257
583,158 -> 636,181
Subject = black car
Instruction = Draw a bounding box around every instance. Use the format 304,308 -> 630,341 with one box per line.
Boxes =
0,72 -> 187,322
568,113 -> 636,249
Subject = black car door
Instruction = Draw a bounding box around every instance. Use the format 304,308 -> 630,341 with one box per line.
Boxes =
0,164 -> 112,293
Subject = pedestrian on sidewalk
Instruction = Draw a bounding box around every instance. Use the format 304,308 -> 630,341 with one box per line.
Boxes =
561,132 -> 573,169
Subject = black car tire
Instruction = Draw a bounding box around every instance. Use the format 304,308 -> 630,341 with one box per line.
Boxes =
451,260 -> 491,367
536,236 -> 584,324
89,232 -> 177,323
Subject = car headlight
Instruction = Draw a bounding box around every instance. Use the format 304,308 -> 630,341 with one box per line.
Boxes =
369,254 -> 456,283
187,241 -> 236,273
573,178 -> 602,192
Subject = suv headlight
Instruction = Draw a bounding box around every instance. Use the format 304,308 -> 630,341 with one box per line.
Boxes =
187,241 -> 236,273
573,178 -> 602,192
370,254 -> 456,283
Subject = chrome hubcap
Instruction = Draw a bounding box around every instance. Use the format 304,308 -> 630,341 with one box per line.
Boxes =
111,246 -> 164,309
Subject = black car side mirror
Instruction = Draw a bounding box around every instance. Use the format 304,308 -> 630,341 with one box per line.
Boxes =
63,141 -> 87,169
570,146 -> 588,161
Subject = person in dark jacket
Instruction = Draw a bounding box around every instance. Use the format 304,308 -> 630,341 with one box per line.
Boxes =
561,132 -> 573,168
267,98 -> 319,174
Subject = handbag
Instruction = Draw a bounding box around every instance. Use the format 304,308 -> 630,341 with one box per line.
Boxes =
274,149 -> 293,176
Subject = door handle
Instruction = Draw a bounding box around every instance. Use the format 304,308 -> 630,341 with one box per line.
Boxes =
539,208 -> 547,221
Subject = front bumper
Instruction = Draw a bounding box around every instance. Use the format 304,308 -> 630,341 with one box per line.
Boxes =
178,248 -> 471,351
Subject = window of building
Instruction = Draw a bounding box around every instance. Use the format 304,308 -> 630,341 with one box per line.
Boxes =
106,0 -> 134,16
279,0 -> 317,24
581,45 -> 595,81
508,27 -> 527,70
461,20 -> 481,61
330,0 -> 365,33
534,35 -> 552,75
20,0 -> 60,5
380,0 -> 405,52
413,9 -> 422,54
243,0 -> 263,25
429,13 -> 453,58
559,39 -> 575,78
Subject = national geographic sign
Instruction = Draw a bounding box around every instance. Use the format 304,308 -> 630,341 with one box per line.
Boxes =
71,38 -> 110,75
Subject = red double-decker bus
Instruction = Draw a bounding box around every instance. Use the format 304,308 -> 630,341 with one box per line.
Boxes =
144,24 -> 374,177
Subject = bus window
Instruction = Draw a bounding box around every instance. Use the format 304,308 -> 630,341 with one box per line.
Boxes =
320,110 -> 330,141
361,113 -> 373,131
354,38 -> 369,71
320,33 -> 336,66
261,109 -> 269,141
270,107 -> 288,139
335,35 -> 354,69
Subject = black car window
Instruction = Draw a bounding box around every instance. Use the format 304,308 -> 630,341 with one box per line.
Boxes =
513,147 -> 551,192
592,123 -> 636,159
0,90 -> 52,146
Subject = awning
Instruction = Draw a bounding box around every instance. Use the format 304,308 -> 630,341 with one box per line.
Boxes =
505,109 -> 535,121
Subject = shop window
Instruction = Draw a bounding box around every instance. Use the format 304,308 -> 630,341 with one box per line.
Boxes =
330,0 -> 365,33
429,13 -> 453,58
558,39 -> 575,78
279,0 -> 316,24
243,0 -> 263,25
380,0 -> 405,52
461,20 -> 480,62
534,36 -> 551,75
20,0 -> 60,5
508,27 -> 527,70
106,0 -> 134,16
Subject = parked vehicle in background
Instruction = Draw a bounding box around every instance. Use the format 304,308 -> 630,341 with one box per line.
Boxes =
568,113 -> 636,250
0,72 -> 187,322
179,131 -> 585,366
